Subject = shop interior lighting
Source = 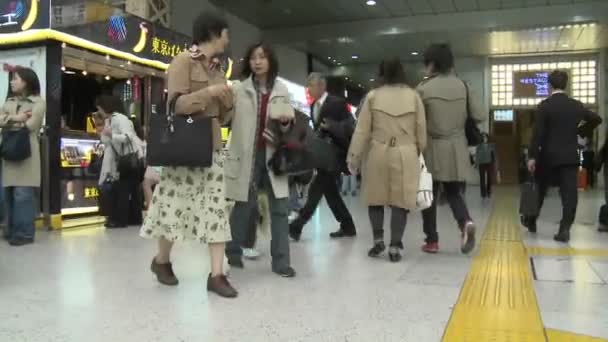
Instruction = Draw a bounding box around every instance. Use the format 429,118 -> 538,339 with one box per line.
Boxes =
370,78 -> 375,81
82,70 -> 87,76
105,75 -> 111,80
61,42 -> 66,48
105,55 -> 110,60
411,51 -> 419,55
126,79 -> 131,85
366,0 -> 377,5
61,66 -> 66,71
351,55 -> 359,59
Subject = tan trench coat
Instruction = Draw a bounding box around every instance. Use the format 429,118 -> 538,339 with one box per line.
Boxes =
417,74 -> 485,182
348,86 -> 426,210
167,51 -> 233,150
0,95 -> 45,187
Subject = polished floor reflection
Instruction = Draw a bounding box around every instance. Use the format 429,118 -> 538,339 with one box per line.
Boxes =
2,187 -> 608,341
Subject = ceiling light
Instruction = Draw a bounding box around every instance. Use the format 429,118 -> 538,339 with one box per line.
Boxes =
82,70 -> 88,76
411,51 -> 419,56
61,42 -> 66,49
126,79 -> 131,85
370,78 -> 375,81
492,48 -> 499,52
337,62 -> 342,66
64,71 -> 75,75
61,66 -> 66,71
345,77 -> 349,80
561,43 -> 569,48
328,56 -> 332,60
127,61 -> 132,65
351,55 -> 359,59
119,64 -> 125,68
105,55 -> 110,60
366,0 -> 377,5
105,75 -> 111,80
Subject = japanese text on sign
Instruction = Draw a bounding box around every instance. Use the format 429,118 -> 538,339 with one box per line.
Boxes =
84,187 -> 99,199
150,37 -> 187,57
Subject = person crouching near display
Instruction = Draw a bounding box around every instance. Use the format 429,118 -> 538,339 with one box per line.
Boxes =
0,67 -> 45,246
95,95 -> 144,229
139,11 -> 238,298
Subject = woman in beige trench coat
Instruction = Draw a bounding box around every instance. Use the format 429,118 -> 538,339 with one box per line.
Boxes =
348,58 -> 426,262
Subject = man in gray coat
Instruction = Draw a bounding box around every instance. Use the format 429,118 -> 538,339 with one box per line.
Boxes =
417,44 -> 486,255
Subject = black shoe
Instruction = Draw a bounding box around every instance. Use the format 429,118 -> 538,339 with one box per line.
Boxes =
105,222 -> 127,229
9,237 -> 34,246
330,223 -> 357,238
273,266 -> 296,278
553,230 -> 570,243
368,241 -> 386,257
228,258 -> 244,269
388,246 -> 402,262
289,222 -> 303,242
521,216 -> 537,233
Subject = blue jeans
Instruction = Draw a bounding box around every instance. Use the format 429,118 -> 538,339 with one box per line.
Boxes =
4,187 -> 36,240
226,149 -> 290,271
289,183 -> 302,212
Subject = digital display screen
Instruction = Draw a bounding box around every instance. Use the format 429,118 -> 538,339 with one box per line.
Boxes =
513,71 -> 550,98
493,109 -> 514,122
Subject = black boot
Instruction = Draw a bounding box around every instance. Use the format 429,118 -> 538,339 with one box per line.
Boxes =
368,241 -> 386,257
553,228 -> 570,243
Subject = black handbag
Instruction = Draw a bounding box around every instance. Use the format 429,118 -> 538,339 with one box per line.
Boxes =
112,136 -> 144,180
307,133 -> 339,173
1,127 -> 31,161
268,145 -> 315,176
147,94 -> 213,167
463,81 -> 483,147
519,175 -> 540,218
98,178 -> 114,217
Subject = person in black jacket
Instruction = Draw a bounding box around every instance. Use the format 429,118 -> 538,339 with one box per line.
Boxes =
527,70 -> 601,242
289,73 -> 356,240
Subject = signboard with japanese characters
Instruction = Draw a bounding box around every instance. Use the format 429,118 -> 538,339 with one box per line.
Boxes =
0,0 -> 50,33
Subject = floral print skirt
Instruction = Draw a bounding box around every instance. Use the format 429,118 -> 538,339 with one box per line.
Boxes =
140,150 -> 233,244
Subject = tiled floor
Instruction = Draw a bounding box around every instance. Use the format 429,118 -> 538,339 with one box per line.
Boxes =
525,188 -> 608,339
0,192 -> 491,342
2,187 -> 608,341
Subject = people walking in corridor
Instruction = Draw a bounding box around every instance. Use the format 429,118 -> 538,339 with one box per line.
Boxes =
476,133 -> 496,200
289,73 -> 356,241
140,11 -> 238,298
347,58 -> 426,262
417,43 -> 485,255
224,42 -> 296,277
526,70 -> 601,242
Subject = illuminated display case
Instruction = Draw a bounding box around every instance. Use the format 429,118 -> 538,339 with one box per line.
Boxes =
60,133 -> 102,215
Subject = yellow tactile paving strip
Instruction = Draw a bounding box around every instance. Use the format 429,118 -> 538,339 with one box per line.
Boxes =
443,188 -> 546,341
442,188 -> 608,342
527,246 -> 608,258
546,329 -> 608,342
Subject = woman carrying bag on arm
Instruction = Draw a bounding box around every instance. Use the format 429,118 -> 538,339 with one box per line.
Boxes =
139,11 -> 238,298
0,67 -> 45,246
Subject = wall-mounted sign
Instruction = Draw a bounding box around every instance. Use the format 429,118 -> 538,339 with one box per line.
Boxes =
0,0 -> 50,33
51,5 -> 190,64
513,71 -> 550,98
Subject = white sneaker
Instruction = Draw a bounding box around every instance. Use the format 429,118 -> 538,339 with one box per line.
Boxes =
288,211 -> 299,223
243,248 -> 261,259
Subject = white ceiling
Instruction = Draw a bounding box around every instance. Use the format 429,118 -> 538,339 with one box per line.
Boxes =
205,0 -> 608,86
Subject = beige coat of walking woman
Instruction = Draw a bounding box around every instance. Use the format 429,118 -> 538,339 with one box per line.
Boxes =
0,95 -> 44,187
348,85 -> 427,210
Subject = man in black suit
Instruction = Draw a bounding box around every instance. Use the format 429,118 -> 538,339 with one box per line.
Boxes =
527,70 -> 601,242
289,73 -> 356,240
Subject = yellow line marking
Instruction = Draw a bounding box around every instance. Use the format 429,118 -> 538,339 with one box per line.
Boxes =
546,329 -> 608,342
442,188 -> 546,341
527,246 -> 608,258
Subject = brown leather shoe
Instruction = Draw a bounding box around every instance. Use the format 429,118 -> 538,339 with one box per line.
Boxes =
207,273 -> 238,298
150,258 -> 179,286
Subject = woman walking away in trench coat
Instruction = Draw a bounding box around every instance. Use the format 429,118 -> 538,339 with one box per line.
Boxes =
348,58 -> 427,262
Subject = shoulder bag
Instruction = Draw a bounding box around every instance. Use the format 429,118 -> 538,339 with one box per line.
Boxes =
112,135 -> 144,180
463,81 -> 483,147
1,126 -> 31,161
147,94 -> 213,167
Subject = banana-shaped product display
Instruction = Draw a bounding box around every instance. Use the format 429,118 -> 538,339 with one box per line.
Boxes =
132,23 -> 148,53
21,0 -> 38,31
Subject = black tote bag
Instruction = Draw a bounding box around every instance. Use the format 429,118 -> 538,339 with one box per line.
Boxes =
147,94 -> 213,167
1,127 -> 31,161
519,176 -> 540,218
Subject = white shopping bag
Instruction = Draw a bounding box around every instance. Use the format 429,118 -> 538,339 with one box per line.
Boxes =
416,154 -> 433,210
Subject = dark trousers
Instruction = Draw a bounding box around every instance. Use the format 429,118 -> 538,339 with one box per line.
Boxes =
534,165 -> 578,231
242,204 -> 259,249
293,170 -> 354,232
479,163 -> 493,198
369,206 -> 408,247
422,181 -> 471,244
111,177 -> 143,226
226,149 -> 290,271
